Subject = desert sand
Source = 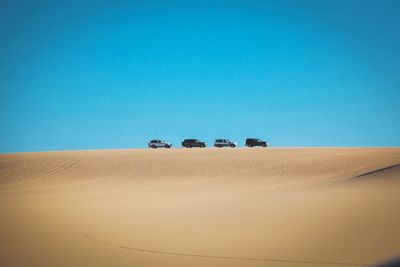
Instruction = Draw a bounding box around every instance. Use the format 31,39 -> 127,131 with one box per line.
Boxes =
1,147 -> 399,267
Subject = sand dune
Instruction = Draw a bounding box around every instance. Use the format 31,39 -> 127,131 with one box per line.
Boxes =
1,148 -> 399,267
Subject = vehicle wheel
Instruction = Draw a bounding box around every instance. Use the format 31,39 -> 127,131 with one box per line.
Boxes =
201,144 -> 205,148
165,145 -> 170,148
217,144 -> 222,148
230,144 -> 235,148
248,144 -> 253,147
151,145 -> 157,149
262,143 -> 267,147
187,145 -> 191,148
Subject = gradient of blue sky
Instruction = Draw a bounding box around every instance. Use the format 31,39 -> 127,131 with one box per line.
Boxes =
1,0 -> 399,152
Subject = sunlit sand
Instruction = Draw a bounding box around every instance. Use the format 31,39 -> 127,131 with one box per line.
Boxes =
1,148 -> 399,266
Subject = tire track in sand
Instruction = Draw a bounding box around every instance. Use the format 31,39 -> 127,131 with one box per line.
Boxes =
0,157 -> 84,194
43,158 -> 82,177
83,227 -> 369,266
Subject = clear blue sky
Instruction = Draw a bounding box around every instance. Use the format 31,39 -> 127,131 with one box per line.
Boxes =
1,0 -> 399,152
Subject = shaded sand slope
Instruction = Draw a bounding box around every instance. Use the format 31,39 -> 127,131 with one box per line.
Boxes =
0,148 -> 399,267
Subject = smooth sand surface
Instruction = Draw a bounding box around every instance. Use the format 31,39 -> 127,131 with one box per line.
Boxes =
1,148 -> 399,267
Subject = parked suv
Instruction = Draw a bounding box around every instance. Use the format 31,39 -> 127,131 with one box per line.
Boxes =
214,139 -> 237,148
148,140 -> 171,148
181,139 -> 206,148
245,138 -> 268,147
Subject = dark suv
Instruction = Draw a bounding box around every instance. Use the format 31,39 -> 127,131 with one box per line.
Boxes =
182,139 -> 207,148
245,138 -> 268,147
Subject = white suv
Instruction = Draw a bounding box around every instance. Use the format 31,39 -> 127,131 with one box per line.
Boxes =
214,139 -> 237,148
148,140 -> 171,148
